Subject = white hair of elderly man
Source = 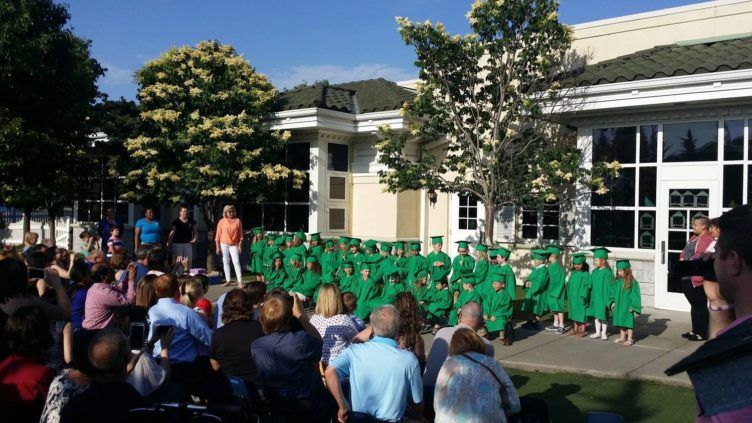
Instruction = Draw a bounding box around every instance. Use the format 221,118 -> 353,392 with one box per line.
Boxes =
370,305 -> 401,339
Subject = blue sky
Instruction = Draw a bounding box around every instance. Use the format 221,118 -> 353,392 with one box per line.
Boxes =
64,0 -> 703,100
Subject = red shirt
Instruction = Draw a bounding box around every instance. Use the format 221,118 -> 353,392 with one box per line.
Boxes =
196,298 -> 212,320
0,354 -> 54,418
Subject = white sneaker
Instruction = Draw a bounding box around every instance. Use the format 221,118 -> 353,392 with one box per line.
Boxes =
601,333 -> 608,340
589,332 -> 601,339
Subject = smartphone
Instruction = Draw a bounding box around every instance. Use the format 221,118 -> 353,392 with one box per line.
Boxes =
156,325 -> 173,337
28,268 -> 45,279
129,322 -> 146,350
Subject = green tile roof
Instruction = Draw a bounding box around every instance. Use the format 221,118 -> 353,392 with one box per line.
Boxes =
278,78 -> 416,114
567,36 -> 752,87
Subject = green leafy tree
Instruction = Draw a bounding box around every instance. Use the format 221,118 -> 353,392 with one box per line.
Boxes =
377,0 -> 613,243
0,0 -> 104,236
123,41 -> 303,270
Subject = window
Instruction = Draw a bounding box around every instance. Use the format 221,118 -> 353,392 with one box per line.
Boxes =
663,121 -> 718,162
520,205 -> 560,242
590,125 -> 656,249
329,209 -> 345,230
76,159 -> 128,223
328,143 -> 348,171
723,165 -> 743,208
330,176 -> 346,200
724,120 -> 744,161
458,195 -> 478,230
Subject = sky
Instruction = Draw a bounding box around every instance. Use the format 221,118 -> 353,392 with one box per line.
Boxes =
63,0 -> 705,101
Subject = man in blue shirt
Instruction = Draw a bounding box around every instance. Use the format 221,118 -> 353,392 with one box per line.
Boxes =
325,304 -> 423,422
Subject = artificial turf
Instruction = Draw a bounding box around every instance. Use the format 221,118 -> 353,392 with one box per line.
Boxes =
505,368 -> 696,422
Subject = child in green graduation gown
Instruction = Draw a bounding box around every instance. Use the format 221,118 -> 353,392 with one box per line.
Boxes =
610,260 -> 642,346
354,264 -> 377,320
483,269 -> 514,344
411,270 -> 431,306
449,241 -> 475,292
425,277 -> 452,331
281,253 -> 304,292
448,271 -> 482,326
521,249 -> 550,330
473,244 -> 490,291
545,245 -> 567,334
370,268 -> 408,308
393,242 -> 409,270
320,240 -> 339,283
336,261 -> 357,293
566,253 -> 591,337
426,236 -> 451,289
406,241 -> 428,284
263,251 -> 287,290
588,247 -> 615,341
249,227 -> 266,274
292,256 -> 322,301
496,247 -> 517,301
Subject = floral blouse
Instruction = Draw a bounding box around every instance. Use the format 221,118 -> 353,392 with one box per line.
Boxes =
434,352 -> 521,423
40,369 -> 90,423
310,313 -> 358,364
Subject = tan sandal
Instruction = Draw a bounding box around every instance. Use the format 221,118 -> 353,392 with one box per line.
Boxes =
623,339 -> 634,346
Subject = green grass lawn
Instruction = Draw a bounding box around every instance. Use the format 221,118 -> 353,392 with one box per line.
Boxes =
505,368 -> 696,423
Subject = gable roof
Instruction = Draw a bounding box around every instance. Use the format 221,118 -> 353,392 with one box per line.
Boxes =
278,78 -> 416,114
567,35 -> 752,87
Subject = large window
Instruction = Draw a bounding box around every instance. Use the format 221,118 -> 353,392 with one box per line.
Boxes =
590,125 -> 656,249
663,121 -> 718,162
76,158 -> 128,223
327,143 -> 349,232
520,204 -> 560,243
458,195 -> 478,230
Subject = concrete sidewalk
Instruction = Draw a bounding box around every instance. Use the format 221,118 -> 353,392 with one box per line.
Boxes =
426,308 -> 700,388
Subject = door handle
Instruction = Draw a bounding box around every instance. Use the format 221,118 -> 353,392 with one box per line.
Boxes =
661,241 -> 665,265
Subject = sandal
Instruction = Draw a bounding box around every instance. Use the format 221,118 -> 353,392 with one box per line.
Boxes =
623,340 -> 634,346
614,338 -> 626,344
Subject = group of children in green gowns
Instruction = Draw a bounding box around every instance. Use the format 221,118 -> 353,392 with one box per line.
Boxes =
247,227 -> 641,345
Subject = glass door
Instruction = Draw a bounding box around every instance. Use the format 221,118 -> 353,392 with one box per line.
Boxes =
655,178 -> 720,311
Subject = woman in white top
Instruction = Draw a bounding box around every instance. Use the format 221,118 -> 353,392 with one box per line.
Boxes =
309,284 -> 358,365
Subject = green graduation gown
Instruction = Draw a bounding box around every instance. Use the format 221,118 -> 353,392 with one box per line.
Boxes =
295,270 -> 322,299
406,254 -> 428,284
281,266 -> 303,292
522,265 -> 549,316
566,270 -> 591,323
320,251 -> 339,283
588,267 -> 615,320
411,283 -> 430,305
483,288 -> 513,332
349,252 -> 367,274
370,281 -> 407,309
354,277 -> 378,320
426,288 -> 452,320
499,264 -> 517,301
368,254 -> 386,282
426,251 -> 451,284
610,278 -> 642,329
250,238 -> 266,273
449,289 -> 481,326
449,255 -> 475,291
546,261 -> 567,313
473,259 -> 491,300
264,267 -> 287,290
337,273 -> 357,294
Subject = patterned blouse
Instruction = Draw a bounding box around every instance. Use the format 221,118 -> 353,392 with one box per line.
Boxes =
40,369 -> 90,423
434,352 -> 521,423
310,314 -> 359,364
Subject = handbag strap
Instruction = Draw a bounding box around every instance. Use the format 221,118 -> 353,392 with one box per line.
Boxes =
461,353 -> 510,409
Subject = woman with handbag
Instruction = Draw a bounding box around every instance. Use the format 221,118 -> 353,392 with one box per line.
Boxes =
434,328 -> 521,422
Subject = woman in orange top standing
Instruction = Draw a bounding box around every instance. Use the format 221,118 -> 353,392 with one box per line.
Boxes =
216,205 -> 244,287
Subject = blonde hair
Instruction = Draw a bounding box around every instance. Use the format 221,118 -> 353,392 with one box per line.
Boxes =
223,205 -> 236,217
180,277 -> 204,307
449,327 -> 487,356
315,284 -> 344,318
477,251 -> 488,261
619,268 -> 635,291
24,231 -> 39,246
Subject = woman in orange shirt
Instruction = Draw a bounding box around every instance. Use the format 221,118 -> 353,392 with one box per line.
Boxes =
216,205 -> 244,287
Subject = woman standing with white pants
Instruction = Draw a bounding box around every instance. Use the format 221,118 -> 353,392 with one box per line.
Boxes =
215,205 -> 244,287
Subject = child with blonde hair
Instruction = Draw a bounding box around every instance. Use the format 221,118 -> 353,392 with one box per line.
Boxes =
180,276 -> 212,326
588,248 -> 614,340
610,260 -> 642,346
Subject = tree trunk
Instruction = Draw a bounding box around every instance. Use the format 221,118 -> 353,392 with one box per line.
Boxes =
484,202 -> 497,245
23,206 -> 31,241
47,208 -> 57,245
201,202 -> 218,272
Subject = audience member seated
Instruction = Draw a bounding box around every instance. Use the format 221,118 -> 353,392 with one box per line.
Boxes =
252,294 -> 336,422
147,273 -> 215,400
60,328 -> 146,423
434,328 -> 520,423
127,326 -> 175,399
0,306 -> 55,423
67,260 -> 92,331
325,304 -> 424,423
146,248 -> 167,276
82,263 -> 136,330
85,249 -> 106,268
0,258 -> 71,338
395,292 -> 427,364
310,283 -> 358,365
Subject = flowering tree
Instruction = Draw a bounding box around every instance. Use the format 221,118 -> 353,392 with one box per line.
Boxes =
123,41 -> 303,269
376,0 -> 615,243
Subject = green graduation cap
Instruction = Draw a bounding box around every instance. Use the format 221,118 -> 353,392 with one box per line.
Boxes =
284,234 -> 294,242
531,249 -> 550,261
488,249 -> 498,258
289,252 -> 302,261
546,245 -> 563,256
496,246 -> 512,259
340,261 -> 354,269
475,243 -> 488,253
309,233 -> 321,241
409,241 -> 422,251
455,241 -> 470,250
386,267 -> 407,279
365,254 -> 381,264
616,259 -> 631,270
381,242 -> 393,252
489,267 -> 509,282
267,233 -> 277,241
273,237 -> 286,246
571,252 -> 587,265
306,255 -> 318,264
252,226 -> 264,235
360,263 -> 372,271
430,235 -> 444,245
324,239 -> 335,247
460,270 -> 477,285
394,241 -> 405,251
432,272 -> 448,283
416,269 -> 428,280
591,247 -> 611,259
338,236 -> 350,245
295,231 -> 307,242
270,251 -> 284,260
349,239 -> 361,247
364,239 -> 378,249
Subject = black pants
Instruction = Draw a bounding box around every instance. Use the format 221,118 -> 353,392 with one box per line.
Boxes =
681,278 -> 708,339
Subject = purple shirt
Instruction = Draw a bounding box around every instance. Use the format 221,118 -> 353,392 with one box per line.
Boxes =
82,281 -> 136,329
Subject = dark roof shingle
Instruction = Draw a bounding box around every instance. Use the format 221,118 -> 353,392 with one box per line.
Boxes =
567,36 -> 752,87
277,78 -> 415,114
